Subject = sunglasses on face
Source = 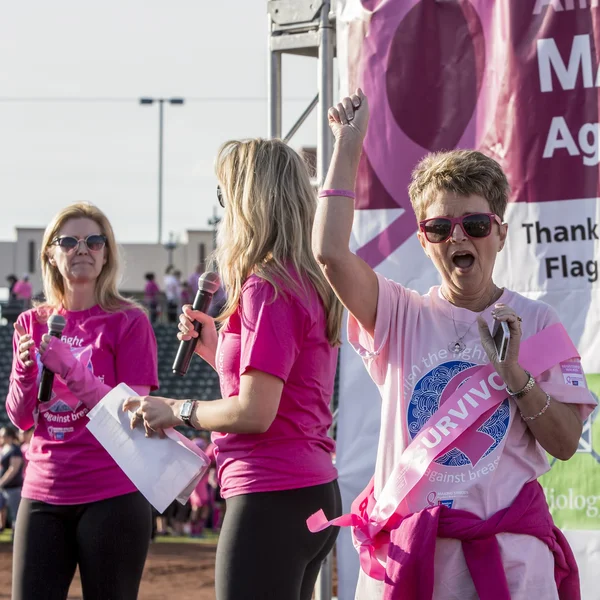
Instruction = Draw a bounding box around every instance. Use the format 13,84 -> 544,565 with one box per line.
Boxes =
419,213 -> 502,244
217,185 -> 224,208
51,234 -> 107,253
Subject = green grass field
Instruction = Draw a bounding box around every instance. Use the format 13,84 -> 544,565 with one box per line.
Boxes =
0,528 -> 218,545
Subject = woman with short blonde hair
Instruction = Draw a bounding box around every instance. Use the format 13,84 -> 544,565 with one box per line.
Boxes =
311,90 -> 594,599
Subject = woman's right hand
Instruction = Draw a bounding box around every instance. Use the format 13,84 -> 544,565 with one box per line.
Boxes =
178,306 -> 218,367
14,323 -> 37,370
328,88 -> 370,146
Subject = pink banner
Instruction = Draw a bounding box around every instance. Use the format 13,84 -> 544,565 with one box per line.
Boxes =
352,0 -> 600,267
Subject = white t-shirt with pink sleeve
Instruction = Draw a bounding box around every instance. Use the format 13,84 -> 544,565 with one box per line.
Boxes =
7,304 -> 159,505
349,274 -> 596,600
212,272 -> 338,499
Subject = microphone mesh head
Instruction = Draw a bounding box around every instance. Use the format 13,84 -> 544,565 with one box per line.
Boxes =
197,271 -> 221,294
48,314 -> 67,335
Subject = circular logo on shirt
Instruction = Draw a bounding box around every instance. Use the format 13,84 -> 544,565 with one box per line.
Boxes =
407,361 -> 510,467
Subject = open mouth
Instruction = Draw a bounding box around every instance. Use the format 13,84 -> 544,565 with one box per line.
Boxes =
452,252 -> 475,269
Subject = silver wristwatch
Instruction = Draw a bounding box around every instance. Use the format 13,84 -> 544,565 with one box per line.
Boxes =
179,400 -> 196,428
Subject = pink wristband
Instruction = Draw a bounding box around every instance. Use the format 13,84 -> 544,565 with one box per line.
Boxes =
318,189 -> 355,199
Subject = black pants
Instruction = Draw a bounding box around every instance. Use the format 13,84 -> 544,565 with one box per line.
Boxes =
166,301 -> 179,323
12,492 -> 152,600
215,480 -> 342,600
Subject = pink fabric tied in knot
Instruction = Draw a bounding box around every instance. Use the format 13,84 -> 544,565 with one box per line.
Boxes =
307,479 -> 395,581
383,481 -> 579,600
309,480 -> 580,600
353,516 -> 391,581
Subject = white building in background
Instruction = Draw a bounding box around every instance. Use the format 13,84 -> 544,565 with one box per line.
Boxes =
0,227 -> 216,296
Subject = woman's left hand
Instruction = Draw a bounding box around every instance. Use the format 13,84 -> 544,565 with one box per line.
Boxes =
477,303 -> 522,374
122,395 -> 183,437
39,335 -> 76,379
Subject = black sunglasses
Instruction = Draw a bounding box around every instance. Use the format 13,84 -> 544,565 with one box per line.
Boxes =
217,185 -> 224,208
52,234 -> 107,253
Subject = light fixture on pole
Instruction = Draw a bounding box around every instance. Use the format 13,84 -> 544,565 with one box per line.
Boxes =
139,97 -> 185,244
207,206 -> 221,251
163,232 -> 178,268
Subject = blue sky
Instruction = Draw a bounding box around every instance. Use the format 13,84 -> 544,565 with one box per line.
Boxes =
0,1 -> 324,244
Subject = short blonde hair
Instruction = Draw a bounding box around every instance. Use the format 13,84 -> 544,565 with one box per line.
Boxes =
40,202 -> 140,313
212,138 -> 343,346
408,150 -> 510,221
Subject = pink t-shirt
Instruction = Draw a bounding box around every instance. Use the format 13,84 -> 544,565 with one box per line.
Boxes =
350,274 -> 596,600
14,280 -> 32,300
144,280 -> 160,302
212,272 -> 338,498
190,442 -> 215,507
7,304 -> 159,505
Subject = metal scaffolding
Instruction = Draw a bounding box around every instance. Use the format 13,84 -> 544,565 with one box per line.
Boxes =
267,0 -> 336,185
267,7 -> 337,598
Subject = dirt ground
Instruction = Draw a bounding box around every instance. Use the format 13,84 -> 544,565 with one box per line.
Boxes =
0,540 -> 218,600
0,540 -> 337,599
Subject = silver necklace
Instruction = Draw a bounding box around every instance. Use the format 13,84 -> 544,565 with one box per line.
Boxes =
443,288 -> 500,356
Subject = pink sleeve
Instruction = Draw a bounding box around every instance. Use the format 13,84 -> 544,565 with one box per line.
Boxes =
347,273 -> 409,386
6,312 -> 39,430
535,306 -> 597,422
238,281 -> 308,382
115,309 -> 159,390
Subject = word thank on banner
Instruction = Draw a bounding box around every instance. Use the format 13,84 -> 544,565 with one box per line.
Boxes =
522,219 -> 598,283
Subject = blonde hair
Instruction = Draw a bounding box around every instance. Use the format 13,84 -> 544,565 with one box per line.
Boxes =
40,202 -> 141,313
408,150 -> 510,221
212,138 -> 343,346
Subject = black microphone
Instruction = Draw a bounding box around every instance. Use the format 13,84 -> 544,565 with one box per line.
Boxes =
172,271 -> 221,376
38,314 -> 67,403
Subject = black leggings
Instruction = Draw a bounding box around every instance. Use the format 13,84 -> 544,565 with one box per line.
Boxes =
215,480 -> 342,600
12,492 -> 152,600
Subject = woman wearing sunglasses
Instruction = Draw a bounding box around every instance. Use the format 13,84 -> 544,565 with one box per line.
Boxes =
312,90 -> 595,599
6,203 -> 158,600
123,138 -> 344,600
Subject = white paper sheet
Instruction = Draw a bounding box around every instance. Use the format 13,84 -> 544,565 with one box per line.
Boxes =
86,383 -> 209,513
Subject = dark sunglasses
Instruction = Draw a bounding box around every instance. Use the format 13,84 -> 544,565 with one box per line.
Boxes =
51,234 -> 107,253
217,185 -> 224,208
419,213 -> 502,244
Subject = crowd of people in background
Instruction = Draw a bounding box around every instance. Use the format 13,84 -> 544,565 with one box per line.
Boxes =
0,426 -> 29,539
152,432 -> 224,540
0,424 -> 222,543
3,265 -> 227,327
4,274 -> 34,315
143,265 -> 226,324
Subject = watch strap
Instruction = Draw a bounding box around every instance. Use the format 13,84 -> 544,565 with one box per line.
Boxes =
180,400 -> 196,428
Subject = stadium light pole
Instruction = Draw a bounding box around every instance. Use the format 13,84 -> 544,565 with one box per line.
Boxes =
207,206 -> 221,251
139,97 -> 185,244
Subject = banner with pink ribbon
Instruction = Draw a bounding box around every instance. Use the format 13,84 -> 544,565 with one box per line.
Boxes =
335,3 -> 600,597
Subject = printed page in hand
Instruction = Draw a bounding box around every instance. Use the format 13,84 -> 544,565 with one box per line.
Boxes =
86,382 -> 209,513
